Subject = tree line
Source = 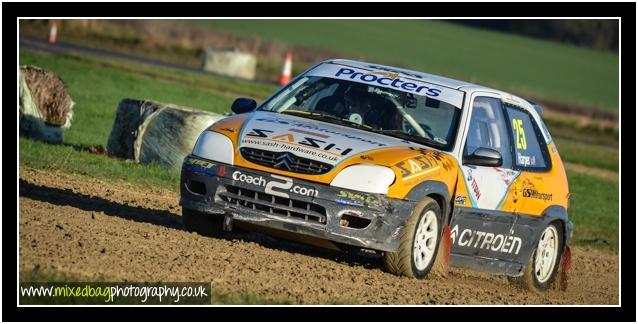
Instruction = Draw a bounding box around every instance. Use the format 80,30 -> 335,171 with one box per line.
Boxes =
452,20 -> 618,52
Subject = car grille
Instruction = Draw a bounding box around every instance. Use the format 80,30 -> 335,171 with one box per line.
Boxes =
240,147 -> 332,175
218,185 -> 327,225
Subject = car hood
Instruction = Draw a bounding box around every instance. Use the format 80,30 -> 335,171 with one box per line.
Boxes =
235,111 -> 415,166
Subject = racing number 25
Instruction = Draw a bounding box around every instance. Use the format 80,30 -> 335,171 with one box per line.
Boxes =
512,119 -> 527,150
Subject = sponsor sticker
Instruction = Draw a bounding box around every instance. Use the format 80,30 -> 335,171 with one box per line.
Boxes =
395,156 -> 440,181
466,169 -> 481,200
451,224 -> 522,255
335,197 -> 363,207
252,117 -> 389,147
454,196 -> 467,205
232,170 -> 318,198
184,157 -> 216,176
336,190 -> 379,207
522,188 -> 553,201
307,63 -> 465,108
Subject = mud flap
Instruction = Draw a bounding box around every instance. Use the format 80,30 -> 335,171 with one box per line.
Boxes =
558,245 -> 572,291
432,224 -> 452,277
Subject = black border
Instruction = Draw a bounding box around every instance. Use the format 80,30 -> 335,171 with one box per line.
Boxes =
5,1 -> 636,322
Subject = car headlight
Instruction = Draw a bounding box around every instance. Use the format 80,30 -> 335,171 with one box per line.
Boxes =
330,165 -> 395,194
192,130 -> 234,165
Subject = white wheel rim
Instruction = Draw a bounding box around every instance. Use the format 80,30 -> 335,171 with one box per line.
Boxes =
412,210 -> 438,271
534,225 -> 559,283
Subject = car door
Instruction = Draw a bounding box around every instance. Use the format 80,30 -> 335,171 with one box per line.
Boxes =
449,94 -> 525,260
457,95 -> 519,210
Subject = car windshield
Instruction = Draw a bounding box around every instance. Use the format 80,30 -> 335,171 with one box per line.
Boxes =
259,68 -> 463,150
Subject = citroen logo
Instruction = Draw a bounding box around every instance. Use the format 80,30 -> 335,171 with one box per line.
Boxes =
273,152 -> 295,171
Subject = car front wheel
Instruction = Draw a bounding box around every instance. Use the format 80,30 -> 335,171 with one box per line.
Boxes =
383,197 -> 442,279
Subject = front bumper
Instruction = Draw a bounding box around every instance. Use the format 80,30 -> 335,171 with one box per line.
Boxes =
179,156 -> 415,252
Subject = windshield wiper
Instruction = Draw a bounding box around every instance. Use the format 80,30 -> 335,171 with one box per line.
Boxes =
373,129 -> 442,148
280,110 -> 372,130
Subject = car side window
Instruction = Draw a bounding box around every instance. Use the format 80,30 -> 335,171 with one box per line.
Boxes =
505,105 -> 551,171
463,96 -> 512,168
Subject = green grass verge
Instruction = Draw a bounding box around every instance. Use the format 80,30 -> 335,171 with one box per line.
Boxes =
554,137 -> 619,172
193,19 -> 619,111
566,171 -> 619,251
20,138 -> 179,191
18,50 -> 618,252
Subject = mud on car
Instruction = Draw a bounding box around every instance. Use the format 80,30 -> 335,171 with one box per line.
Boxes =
180,59 -> 573,291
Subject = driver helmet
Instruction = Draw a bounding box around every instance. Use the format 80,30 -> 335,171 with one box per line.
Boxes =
343,84 -> 375,116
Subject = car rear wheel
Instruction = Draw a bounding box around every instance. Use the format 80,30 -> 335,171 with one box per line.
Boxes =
383,197 -> 442,279
510,222 -> 564,292
182,208 -> 225,236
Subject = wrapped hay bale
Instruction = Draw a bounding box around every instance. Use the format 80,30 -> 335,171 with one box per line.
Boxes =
202,48 -> 257,80
19,65 -> 74,143
107,98 -> 227,170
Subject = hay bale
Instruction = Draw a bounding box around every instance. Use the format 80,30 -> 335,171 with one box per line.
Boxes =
19,66 -> 74,143
106,99 -> 160,159
21,65 -> 74,127
202,48 -> 257,80
107,99 -> 227,170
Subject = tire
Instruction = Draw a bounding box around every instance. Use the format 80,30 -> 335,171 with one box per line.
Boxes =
383,197 -> 442,279
510,222 -> 564,292
182,208 -> 225,236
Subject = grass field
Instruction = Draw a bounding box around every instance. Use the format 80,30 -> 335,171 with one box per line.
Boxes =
194,19 -> 619,111
18,50 -> 619,252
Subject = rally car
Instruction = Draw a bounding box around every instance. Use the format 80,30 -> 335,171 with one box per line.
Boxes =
180,59 -> 572,292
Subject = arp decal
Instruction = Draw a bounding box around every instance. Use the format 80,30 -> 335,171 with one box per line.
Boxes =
451,224 -> 522,255
232,171 -> 318,198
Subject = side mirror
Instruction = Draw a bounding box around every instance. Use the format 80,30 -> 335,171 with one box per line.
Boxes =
463,147 -> 503,167
231,98 -> 257,114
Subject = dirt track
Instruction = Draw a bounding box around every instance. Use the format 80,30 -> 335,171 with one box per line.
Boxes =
18,168 -> 619,304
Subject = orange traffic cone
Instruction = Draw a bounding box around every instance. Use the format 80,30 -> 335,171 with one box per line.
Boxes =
48,20 -> 58,44
279,52 -> 293,85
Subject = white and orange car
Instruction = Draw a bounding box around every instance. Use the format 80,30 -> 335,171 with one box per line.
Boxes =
180,59 -> 572,291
